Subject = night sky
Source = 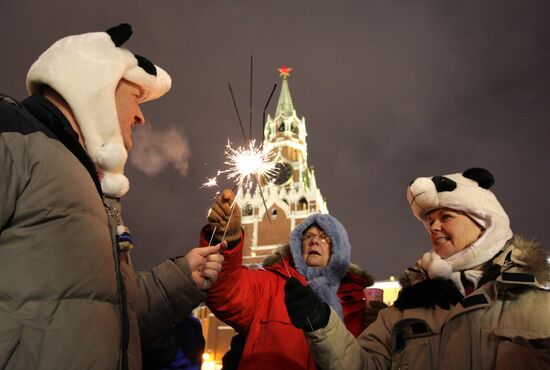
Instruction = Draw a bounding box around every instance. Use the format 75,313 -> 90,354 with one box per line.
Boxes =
2,1 -> 549,279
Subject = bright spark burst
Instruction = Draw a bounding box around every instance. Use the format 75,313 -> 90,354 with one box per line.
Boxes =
219,140 -> 277,187
201,177 -> 218,188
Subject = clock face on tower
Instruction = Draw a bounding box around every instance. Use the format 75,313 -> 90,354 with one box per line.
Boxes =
273,162 -> 293,185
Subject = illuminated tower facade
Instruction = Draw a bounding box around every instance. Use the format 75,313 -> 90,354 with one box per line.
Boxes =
238,66 -> 328,264
198,66 -> 329,367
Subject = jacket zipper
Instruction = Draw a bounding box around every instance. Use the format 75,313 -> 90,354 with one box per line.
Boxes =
106,202 -> 129,370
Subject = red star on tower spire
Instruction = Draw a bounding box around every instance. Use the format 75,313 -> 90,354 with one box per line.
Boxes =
278,65 -> 293,77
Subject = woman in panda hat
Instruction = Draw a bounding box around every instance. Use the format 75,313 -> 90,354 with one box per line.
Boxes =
285,168 -> 550,370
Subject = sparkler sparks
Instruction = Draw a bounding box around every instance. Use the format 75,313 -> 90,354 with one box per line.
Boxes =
201,177 -> 218,188
219,139 -> 277,187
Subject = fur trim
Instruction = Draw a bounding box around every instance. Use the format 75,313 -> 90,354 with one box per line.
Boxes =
500,236 -> 549,284
407,168 -> 513,271
26,24 -> 171,197
262,244 -> 291,268
347,263 -> 374,286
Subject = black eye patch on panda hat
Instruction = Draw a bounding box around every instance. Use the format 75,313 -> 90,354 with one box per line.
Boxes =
431,176 -> 457,192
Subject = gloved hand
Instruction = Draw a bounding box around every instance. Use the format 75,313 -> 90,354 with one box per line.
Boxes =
364,300 -> 387,327
284,277 -> 330,332
207,189 -> 241,245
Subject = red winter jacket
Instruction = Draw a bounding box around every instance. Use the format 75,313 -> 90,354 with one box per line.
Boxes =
201,231 -> 372,370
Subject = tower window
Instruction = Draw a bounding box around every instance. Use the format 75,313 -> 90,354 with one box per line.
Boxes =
271,208 -> 278,220
291,123 -> 298,134
278,122 -> 285,132
298,197 -> 308,210
243,203 -> 253,216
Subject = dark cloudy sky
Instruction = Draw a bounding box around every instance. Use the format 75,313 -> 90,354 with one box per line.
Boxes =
2,1 -> 549,279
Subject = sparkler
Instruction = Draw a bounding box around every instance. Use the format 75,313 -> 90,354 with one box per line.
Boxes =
212,140 -> 278,243
202,59 -> 292,278
201,177 -> 218,188
218,139 -> 277,188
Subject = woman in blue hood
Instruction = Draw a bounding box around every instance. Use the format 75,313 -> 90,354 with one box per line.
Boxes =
200,190 -> 373,370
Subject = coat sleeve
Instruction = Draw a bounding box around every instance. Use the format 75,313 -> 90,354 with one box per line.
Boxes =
0,133 -> 24,230
199,227 -> 274,333
134,255 -> 206,344
305,306 -> 392,370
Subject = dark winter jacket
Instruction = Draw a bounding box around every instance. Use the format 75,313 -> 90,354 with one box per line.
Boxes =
305,237 -> 550,370
0,95 -> 205,370
200,223 -> 373,370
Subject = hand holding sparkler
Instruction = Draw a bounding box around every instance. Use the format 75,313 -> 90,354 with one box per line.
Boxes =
207,189 -> 242,246
186,245 -> 225,291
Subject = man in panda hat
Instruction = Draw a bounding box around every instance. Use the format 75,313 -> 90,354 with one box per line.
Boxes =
284,168 -> 550,370
0,24 -> 223,369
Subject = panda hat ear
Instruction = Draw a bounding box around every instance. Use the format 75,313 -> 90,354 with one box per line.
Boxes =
463,167 -> 494,189
106,23 -> 132,47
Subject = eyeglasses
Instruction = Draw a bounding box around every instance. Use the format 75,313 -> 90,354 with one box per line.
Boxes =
302,233 -> 331,245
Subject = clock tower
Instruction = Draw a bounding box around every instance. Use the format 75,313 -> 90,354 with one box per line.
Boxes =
197,66 -> 331,366
238,66 -> 328,264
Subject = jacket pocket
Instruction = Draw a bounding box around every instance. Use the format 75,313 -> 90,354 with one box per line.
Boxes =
493,334 -> 550,370
0,326 -> 21,370
390,319 -> 437,370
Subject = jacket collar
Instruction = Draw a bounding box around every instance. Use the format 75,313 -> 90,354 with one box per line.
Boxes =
22,94 -> 103,196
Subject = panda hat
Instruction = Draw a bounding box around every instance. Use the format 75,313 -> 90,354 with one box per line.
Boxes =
26,23 -> 171,197
407,168 -> 513,283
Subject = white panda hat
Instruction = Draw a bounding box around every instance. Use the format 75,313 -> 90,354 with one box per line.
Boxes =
26,23 -> 171,197
407,168 -> 513,278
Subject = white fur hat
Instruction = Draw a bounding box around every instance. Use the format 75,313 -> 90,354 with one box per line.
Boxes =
407,168 -> 513,273
26,23 -> 171,197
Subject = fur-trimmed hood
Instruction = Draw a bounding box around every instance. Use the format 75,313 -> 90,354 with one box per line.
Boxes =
266,214 -> 353,319
288,214 -> 351,283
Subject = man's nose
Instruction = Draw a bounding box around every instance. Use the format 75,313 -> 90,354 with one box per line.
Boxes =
135,105 -> 145,125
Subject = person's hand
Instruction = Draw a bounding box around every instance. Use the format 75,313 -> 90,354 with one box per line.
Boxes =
364,300 -> 387,327
186,244 -> 224,290
284,277 -> 330,332
207,189 -> 241,243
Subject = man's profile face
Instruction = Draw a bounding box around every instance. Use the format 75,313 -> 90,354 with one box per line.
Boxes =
115,79 -> 145,151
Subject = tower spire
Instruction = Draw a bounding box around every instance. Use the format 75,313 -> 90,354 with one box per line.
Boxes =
275,65 -> 295,118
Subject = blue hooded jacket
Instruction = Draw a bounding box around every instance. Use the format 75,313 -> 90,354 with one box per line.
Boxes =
289,214 -> 351,318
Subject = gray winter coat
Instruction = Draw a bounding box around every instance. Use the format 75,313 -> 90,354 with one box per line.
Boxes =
0,95 -> 205,370
304,238 -> 550,370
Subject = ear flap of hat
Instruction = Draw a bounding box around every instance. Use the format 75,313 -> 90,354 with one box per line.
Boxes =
463,168 -> 494,189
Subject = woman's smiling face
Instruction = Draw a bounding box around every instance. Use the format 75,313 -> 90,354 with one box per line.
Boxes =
425,208 -> 485,258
